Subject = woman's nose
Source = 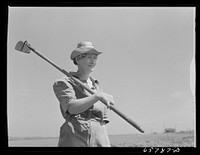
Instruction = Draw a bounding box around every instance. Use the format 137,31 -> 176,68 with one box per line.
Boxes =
90,58 -> 96,63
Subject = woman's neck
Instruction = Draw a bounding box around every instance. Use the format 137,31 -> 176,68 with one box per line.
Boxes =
76,68 -> 91,82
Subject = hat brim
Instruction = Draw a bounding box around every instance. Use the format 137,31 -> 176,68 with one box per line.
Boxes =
70,48 -> 102,60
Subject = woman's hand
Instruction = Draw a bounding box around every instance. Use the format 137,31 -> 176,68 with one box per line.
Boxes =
95,92 -> 115,109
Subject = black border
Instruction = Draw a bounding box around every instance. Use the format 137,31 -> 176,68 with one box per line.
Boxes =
2,0 -> 198,154
3,0 -> 198,7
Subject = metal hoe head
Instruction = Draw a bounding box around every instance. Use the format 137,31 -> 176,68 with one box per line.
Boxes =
15,41 -> 31,54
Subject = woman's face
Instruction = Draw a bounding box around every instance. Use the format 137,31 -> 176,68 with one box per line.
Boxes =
77,53 -> 98,72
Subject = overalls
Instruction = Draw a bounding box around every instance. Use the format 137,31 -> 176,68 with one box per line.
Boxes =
53,74 -> 110,147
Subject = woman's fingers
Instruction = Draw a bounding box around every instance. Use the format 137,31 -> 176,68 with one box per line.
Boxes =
96,92 -> 114,109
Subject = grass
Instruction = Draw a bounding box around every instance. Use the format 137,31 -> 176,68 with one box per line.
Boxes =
109,131 -> 194,147
8,131 -> 194,147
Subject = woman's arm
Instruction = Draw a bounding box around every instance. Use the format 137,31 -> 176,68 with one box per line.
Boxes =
68,92 -> 114,114
68,94 -> 99,114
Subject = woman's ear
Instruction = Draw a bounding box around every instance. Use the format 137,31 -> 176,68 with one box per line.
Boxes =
73,57 -> 79,65
75,57 -> 79,65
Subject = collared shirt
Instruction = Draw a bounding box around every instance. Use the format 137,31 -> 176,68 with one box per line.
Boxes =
53,73 -> 109,123
53,73 -> 110,147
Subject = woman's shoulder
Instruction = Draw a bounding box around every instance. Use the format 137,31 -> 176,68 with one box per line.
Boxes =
54,76 -> 71,83
53,76 -> 74,88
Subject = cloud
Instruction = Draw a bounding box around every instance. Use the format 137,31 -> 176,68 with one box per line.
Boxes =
170,90 -> 185,98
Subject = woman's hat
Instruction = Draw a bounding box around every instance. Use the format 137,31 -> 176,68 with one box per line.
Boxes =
70,41 -> 102,60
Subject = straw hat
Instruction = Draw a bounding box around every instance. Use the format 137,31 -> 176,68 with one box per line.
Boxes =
70,41 -> 102,60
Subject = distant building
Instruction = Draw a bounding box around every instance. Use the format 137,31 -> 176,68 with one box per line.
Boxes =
164,128 -> 176,133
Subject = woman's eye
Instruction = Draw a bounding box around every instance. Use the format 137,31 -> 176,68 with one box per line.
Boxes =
85,54 -> 97,59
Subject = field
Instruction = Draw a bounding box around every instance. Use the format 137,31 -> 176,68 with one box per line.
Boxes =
109,132 -> 194,147
8,131 -> 194,147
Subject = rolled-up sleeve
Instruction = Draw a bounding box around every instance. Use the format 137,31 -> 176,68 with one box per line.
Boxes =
53,78 -> 76,114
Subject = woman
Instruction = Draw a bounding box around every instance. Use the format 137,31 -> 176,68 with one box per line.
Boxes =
53,41 -> 114,147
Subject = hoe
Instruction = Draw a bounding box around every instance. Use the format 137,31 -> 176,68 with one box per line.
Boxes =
15,40 -> 144,133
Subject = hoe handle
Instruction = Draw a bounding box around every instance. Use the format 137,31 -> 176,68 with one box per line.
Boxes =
22,41 -> 145,133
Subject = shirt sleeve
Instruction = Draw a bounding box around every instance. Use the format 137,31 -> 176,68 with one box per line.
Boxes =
53,77 -> 76,114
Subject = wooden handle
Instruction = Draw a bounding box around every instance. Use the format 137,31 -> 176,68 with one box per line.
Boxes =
70,76 -> 144,133
24,42 -> 144,133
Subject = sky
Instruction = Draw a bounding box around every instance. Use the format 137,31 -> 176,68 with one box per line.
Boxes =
7,7 -> 195,137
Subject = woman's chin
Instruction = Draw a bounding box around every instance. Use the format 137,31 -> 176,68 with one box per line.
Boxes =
90,68 -> 95,72
88,67 -> 95,72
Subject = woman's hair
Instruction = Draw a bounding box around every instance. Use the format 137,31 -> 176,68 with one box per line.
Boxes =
72,54 -> 87,65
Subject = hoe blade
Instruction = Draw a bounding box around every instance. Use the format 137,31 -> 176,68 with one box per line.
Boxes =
15,41 -> 31,54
